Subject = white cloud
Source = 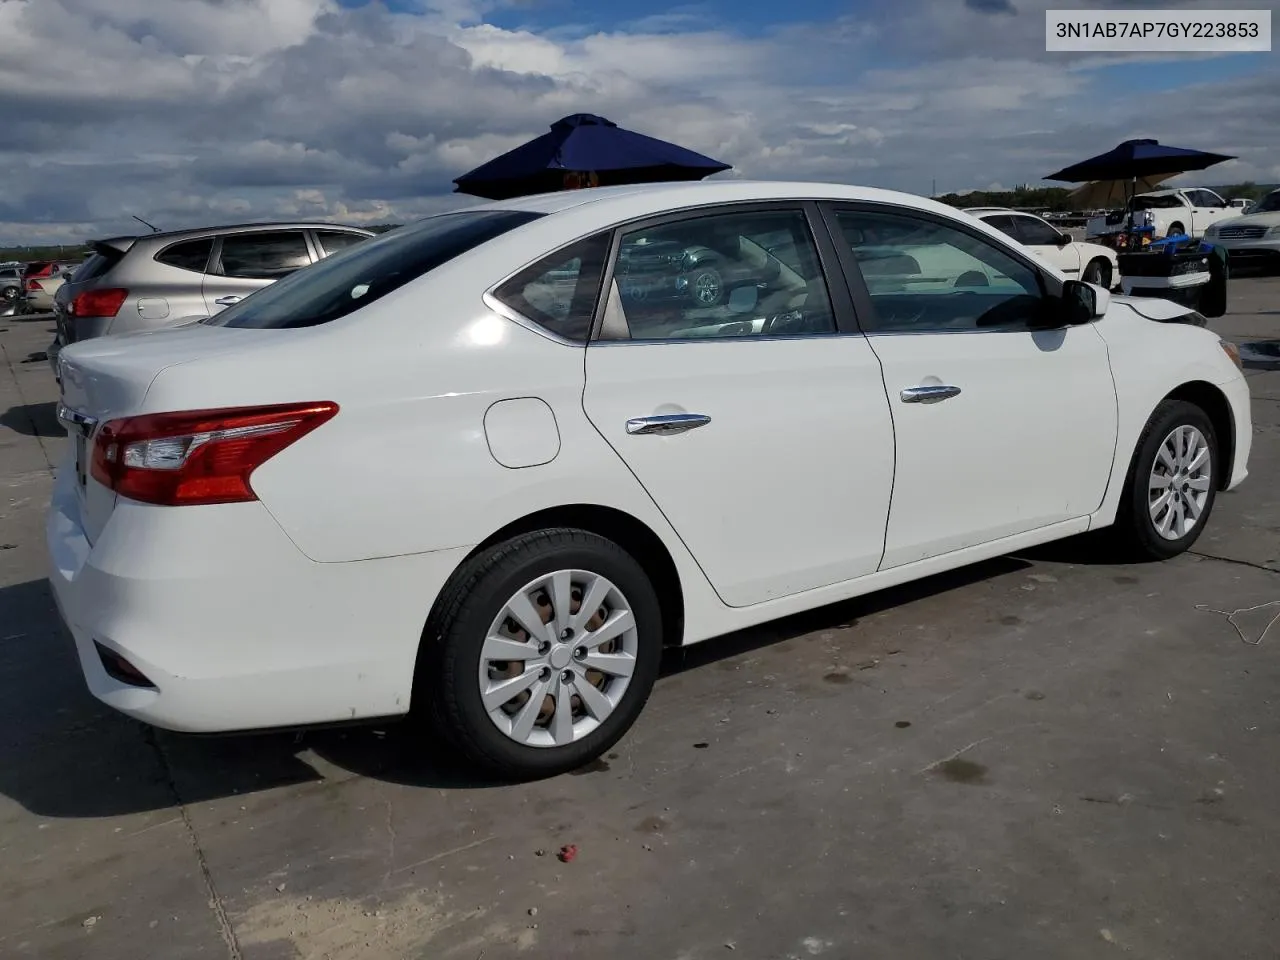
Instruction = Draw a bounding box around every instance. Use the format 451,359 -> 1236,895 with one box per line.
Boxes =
0,0 -> 1275,243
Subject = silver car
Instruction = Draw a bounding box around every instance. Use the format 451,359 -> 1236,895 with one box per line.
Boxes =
50,221 -> 374,371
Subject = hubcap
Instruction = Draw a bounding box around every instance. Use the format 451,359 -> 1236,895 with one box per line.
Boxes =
693,272 -> 720,305
1148,424 -> 1212,541
478,570 -> 639,749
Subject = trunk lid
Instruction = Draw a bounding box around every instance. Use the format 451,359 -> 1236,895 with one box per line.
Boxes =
57,323 -> 283,544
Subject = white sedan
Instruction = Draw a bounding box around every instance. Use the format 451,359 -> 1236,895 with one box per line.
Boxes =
48,181 -> 1251,778
965,207 -> 1120,289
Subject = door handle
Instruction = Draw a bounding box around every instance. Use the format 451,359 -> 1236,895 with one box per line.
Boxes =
626,413 -> 712,436
900,384 -> 961,404
213,296 -> 241,306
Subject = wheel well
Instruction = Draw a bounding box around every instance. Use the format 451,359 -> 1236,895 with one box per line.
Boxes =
1164,381 -> 1235,489
473,505 -> 686,646
1086,257 -> 1111,282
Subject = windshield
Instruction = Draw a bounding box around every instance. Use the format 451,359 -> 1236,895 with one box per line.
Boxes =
1129,194 -> 1183,210
1253,191 -> 1280,213
203,209 -> 542,329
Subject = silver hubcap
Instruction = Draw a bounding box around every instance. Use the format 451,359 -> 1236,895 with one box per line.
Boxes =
693,272 -> 720,304
479,570 -> 638,749
1148,424 -> 1212,541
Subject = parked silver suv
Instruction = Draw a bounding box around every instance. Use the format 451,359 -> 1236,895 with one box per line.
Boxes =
50,221 -> 374,371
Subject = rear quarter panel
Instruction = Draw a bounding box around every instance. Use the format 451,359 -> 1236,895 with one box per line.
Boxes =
141,250 -> 706,581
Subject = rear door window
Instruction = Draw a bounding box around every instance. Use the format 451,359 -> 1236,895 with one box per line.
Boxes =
204,210 -> 542,329
156,238 -> 214,274
217,231 -> 312,279
315,231 -> 368,258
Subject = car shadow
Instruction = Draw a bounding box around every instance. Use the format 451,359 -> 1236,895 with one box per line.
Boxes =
0,555 -> 1041,816
1,401 -> 63,438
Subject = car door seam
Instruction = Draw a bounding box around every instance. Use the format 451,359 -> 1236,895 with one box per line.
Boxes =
577,348 -> 731,610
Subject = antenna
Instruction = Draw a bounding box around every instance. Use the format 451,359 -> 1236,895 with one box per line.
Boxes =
132,215 -> 161,233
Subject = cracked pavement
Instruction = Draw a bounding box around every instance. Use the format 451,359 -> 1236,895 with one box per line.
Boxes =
1,279 -> 1278,960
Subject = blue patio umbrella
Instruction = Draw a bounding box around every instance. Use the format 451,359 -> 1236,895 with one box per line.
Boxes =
453,113 -> 731,200
1045,138 -> 1234,182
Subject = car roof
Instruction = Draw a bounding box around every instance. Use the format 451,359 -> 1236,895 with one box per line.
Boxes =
95,220 -> 375,251
962,207 -> 1041,217
470,179 -> 978,224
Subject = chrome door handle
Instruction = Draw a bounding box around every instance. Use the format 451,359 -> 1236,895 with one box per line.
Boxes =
626,413 -> 712,436
900,384 -> 961,404
213,296 -> 241,306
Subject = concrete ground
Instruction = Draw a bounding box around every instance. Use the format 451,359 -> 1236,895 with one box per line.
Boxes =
1,281 -> 1277,960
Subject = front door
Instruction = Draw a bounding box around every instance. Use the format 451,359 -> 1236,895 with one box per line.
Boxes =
824,203 -> 1118,570
583,205 -> 896,608
202,230 -> 315,315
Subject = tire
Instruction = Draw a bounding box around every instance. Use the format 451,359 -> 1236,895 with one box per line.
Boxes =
687,266 -> 723,307
1082,258 -> 1111,288
1,284 -> 19,303
416,528 -> 663,779
1110,400 -> 1218,561
1168,221 -> 1186,238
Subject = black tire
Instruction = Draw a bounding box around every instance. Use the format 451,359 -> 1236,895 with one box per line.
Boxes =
416,528 -> 663,779
687,266 -> 723,307
1082,258 -> 1111,288
1168,221 -> 1186,238
1,284 -> 18,303
1110,399 -> 1218,561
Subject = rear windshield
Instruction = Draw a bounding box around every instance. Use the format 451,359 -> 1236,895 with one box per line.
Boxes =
74,245 -> 126,283
203,210 -> 542,329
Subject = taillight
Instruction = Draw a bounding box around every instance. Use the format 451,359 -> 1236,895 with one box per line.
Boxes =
26,279 -> 43,292
71,288 -> 128,318
90,402 -> 338,506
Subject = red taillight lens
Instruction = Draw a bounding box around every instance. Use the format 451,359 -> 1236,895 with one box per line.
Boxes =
90,402 -> 338,506
71,288 -> 128,318
26,279 -> 43,292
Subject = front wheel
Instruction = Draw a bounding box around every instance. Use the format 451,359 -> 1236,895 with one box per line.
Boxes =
1168,221 -> 1186,238
1082,258 -> 1111,289
1111,400 -> 1218,561
687,266 -> 723,307
416,529 -> 663,779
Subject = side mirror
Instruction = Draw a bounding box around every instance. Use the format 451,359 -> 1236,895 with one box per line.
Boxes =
1054,232 -> 1072,247
727,285 -> 758,314
1062,279 -> 1108,323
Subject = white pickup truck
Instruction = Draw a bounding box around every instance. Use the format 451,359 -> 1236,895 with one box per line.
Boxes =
1086,187 -> 1238,240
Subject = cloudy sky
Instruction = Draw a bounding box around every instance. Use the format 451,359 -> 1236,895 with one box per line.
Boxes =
0,0 -> 1276,245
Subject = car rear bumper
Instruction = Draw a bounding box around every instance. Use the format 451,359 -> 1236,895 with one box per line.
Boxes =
45,461 -> 472,733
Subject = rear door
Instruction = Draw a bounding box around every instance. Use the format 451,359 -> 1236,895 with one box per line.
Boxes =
202,229 -> 313,315
581,203 -> 896,609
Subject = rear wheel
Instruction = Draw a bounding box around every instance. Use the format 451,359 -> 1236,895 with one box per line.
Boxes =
1110,400 -> 1217,561
417,529 -> 663,779
1,284 -> 18,303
